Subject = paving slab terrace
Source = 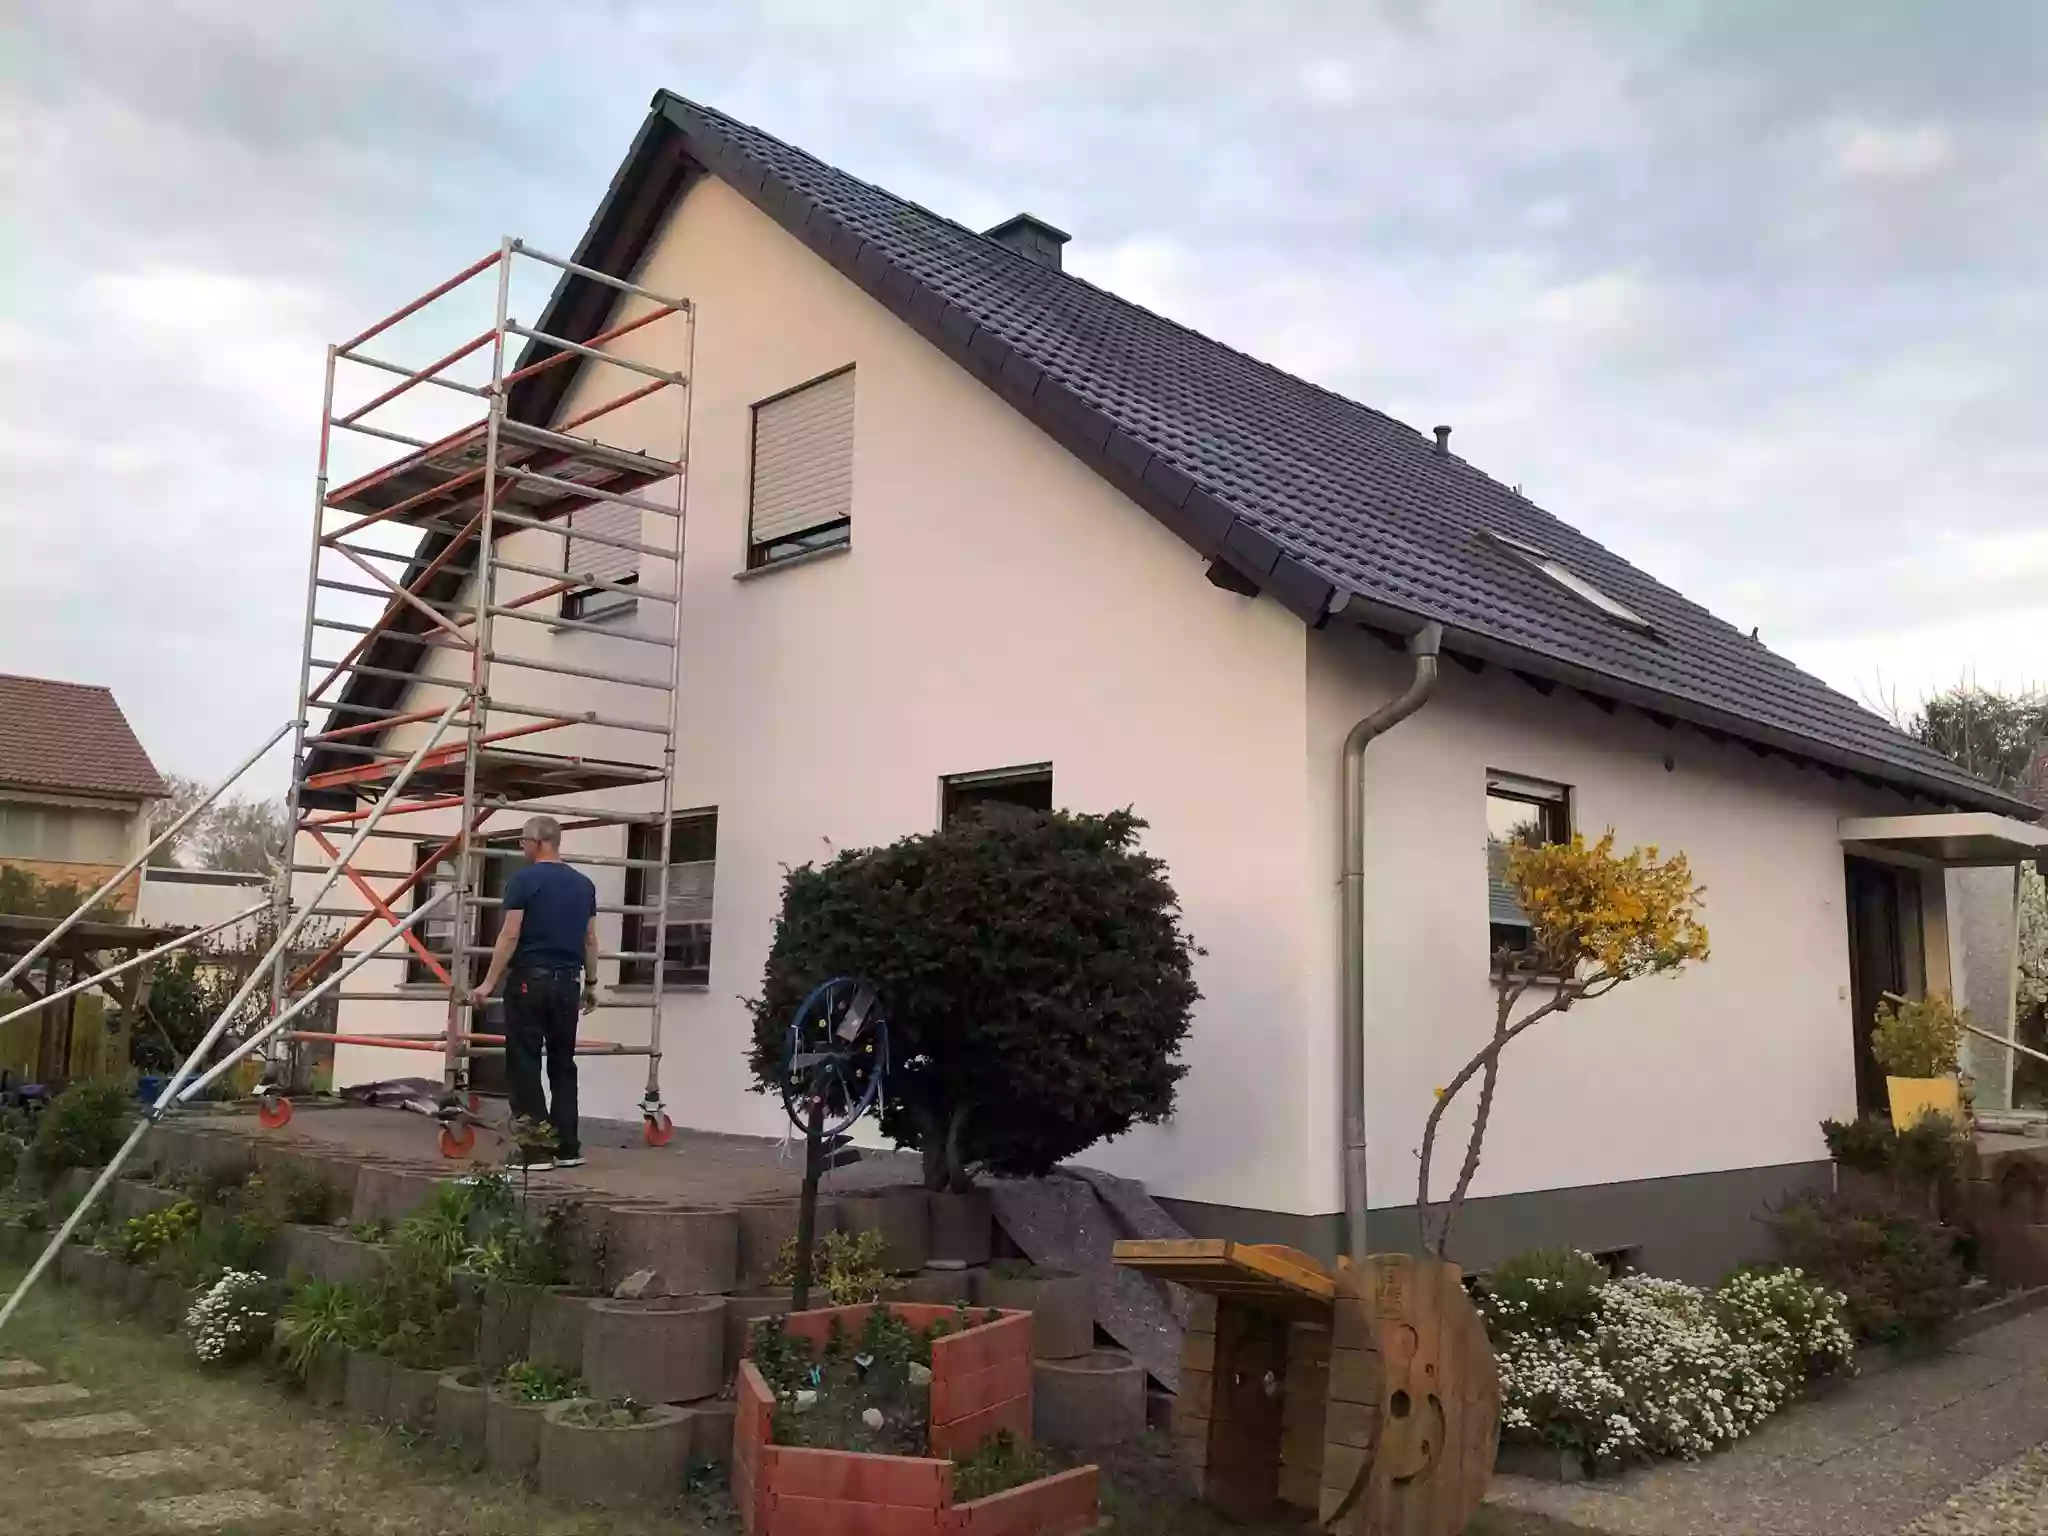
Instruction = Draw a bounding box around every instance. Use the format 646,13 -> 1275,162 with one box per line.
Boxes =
1486,1308 -> 2048,1535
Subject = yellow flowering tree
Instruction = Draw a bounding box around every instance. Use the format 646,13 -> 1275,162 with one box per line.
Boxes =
1418,831 -> 1710,1256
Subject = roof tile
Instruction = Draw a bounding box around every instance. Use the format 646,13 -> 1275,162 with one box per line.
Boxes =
0,674 -> 167,800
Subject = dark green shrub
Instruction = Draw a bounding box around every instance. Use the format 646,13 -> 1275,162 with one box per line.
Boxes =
1820,1115 -> 1896,1175
1479,1247 -> 1610,1336
29,1079 -> 133,1177
746,808 -> 1199,1189
1765,1193 -> 1966,1344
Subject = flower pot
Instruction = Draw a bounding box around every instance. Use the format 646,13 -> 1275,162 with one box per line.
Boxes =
927,1189 -> 993,1267
600,1204 -> 739,1296
538,1398 -> 692,1508
385,1361 -> 441,1431
437,1369 -> 492,1468
582,1295 -> 725,1405
983,1267 -> 1094,1360
343,1347 -> 393,1423
1032,1349 -> 1145,1447
1888,1075 -> 1961,1131
478,1278 -> 540,1375
485,1389 -> 555,1483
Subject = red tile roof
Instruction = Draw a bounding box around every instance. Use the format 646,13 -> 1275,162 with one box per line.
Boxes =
0,673 -> 168,799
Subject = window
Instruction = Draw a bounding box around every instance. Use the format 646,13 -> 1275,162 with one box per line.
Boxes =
941,764 -> 1053,828
406,841 -> 460,985
0,802 -> 131,864
1485,532 -> 1654,635
748,366 -> 854,568
1486,772 -> 1571,957
623,810 -> 717,988
562,501 -> 641,621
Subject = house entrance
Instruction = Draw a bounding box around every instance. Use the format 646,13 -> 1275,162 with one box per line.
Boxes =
1843,856 -> 1926,1115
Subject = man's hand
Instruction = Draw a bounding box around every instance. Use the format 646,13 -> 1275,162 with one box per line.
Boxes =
469,979 -> 495,1007
582,983 -> 603,1017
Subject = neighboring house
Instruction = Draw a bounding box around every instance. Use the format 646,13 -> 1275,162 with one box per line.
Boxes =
305,94 -> 2047,1280
0,673 -> 167,914
135,866 -> 269,941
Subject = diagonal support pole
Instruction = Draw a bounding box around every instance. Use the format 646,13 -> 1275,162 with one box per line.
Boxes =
0,903 -> 268,1029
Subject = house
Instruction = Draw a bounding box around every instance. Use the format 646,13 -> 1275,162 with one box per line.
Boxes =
0,673 -> 167,914
305,93 -> 2047,1281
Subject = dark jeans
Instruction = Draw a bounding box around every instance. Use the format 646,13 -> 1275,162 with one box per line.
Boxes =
505,966 -> 580,1159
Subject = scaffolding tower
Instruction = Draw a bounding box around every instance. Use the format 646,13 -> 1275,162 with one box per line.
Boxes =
263,237 -> 695,1156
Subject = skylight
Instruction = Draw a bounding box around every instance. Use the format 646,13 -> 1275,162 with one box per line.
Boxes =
1487,533 -> 1655,635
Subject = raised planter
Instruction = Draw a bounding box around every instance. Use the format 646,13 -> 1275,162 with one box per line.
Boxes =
582,1296 -> 725,1405
984,1267 -> 1094,1360
485,1389 -> 557,1483
733,1357 -> 1098,1536
538,1399 -> 693,1509
928,1189 -> 993,1268
836,1187 -> 931,1275
528,1287 -> 606,1375
601,1204 -> 739,1297
1032,1349 -> 1145,1447
437,1369 -> 492,1466
478,1278 -> 541,1375
735,1198 -> 838,1292
348,1162 -> 442,1226
385,1361 -> 441,1431
343,1347 -> 392,1423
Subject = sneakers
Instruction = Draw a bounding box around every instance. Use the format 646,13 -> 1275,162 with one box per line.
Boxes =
552,1154 -> 586,1170
508,1149 -> 554,1172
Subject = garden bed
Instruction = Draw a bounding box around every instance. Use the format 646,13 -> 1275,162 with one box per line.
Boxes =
733,1300 -> 1098,1535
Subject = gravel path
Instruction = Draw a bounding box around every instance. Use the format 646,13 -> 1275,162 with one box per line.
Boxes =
1901,1445 -> 2048,1535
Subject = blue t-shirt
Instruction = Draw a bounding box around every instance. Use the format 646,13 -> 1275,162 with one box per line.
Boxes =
502,860 -> 597,972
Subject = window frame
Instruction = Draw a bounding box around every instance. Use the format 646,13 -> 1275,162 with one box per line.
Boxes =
745,364 -> 855,571
1484,531 -> 1656,636
1485,771 -> 1573,965
622,808 -> 718,990
940,763 -> 1054,829
562,572 -> 639,623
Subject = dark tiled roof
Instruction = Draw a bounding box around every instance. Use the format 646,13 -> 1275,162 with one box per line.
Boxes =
325,93 -> 2031,817
0,673 -> 167,799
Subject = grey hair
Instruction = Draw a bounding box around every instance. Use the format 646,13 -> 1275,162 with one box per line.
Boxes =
520,815 -> 563,848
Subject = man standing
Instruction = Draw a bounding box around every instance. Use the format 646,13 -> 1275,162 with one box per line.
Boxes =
471,815 -> 599,1170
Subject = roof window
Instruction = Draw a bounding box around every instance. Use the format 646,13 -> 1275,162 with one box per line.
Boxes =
1485,532 -> 1654,635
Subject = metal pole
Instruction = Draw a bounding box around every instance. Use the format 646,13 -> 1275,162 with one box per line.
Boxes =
1965,1021 -> 2048,1069
0,720 -> 292,994
0,893 -> 449,1335
0,903 -> 267,1029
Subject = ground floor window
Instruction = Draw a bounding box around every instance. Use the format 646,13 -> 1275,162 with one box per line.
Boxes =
623,809 -> 717,988
1486,771 -> 1572,959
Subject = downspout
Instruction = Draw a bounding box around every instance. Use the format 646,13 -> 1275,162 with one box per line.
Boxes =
1340,620 -> 1444,1265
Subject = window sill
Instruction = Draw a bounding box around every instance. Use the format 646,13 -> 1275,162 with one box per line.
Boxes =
607,985 -> 713,1000
733,543 -> 850,582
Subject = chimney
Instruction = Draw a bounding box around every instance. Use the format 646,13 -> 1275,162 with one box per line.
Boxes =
1433,425 -> 1452,455
983,213 -> 1071,271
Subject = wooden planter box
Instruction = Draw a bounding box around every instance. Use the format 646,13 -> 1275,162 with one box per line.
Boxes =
732,1302 -> 1098,1535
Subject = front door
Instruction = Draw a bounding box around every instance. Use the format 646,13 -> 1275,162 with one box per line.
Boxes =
1844,857 -> 1924,1114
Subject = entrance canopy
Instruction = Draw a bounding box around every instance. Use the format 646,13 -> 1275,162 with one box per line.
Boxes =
1839,812 -> 2048,870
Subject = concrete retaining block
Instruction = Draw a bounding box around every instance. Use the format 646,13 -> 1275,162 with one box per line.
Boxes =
734,1197 -> 838,1291
303,1343 -> 347,1409
675,1398 -> 737,1464
582,1296 -> 725,1405
928,1189 -> 993,1267
478,1279 -> 541,1375
529,1287 -> 605,1375
984,1267 -> 1095,1360
836,1187 -> 931,1274
147,1276 -> 191,1333
1032,1348 -> 1146,1447
343,1349 -> 392,1423
601,1204 -> 738,1297
349,1163 -> 443,1225
385,1362 -> 440,1432
437,1370 -> 491,1468
485,1390 -> 553,1483
902,1266 -> 980,1305
538,1399 -> 693,1509
722,1292 -> 792,1380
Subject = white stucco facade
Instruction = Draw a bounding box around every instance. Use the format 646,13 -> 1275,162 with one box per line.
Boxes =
309,171 -> 1948,1228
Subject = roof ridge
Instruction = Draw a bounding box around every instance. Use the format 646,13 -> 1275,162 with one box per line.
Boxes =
0,672 -> 113,692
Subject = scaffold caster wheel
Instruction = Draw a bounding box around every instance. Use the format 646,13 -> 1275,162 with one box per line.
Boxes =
439,1122 -> 476,1159
468,1092 -> 481,1116
643,1112 -> 674,1147
257,1096 -> 293,1131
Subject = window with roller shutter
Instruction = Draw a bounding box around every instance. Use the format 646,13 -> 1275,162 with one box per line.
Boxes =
747,366 -> 854,568
562,500 -> 642,620
622,809 -> 717,987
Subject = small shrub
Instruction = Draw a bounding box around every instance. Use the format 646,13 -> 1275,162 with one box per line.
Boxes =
465,1208 -> 570,1286
1998,1156 -> 2048,1212
1765,1194 -> 1966,1344
113,1200 -> 199,1265
275,1280 -> 369,1380
1892,1114 -> 1968,1191
1711,1267 -> 1856,1384
185,1269 -> 278,1366
1482,1248 -> 1610,1335
952,1430 -> 1053,1502
1871,995 -> 1965,1078
29,1079 -> 132,1177
771,1227 -> 899,1306
500,1360 -> 582,1402
1820,1115 -> 1896,1175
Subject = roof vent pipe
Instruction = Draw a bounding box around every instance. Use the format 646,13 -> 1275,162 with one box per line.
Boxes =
1433,425 -> 1452,455
1340,620 -> 1444,1265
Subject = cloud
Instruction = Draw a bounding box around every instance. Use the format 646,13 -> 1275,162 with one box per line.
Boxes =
3,0 -> 2045,788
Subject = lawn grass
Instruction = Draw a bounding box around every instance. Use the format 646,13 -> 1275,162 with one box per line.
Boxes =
0,1262 -> 1591,1535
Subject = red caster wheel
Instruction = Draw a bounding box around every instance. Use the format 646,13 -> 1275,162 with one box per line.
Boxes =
439,1122 -> 477,1159
643,1113 -> 674,1147
467,1093 -> 481,1116
257,1096 -> 293,1130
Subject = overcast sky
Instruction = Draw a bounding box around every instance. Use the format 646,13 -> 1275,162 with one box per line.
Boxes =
4,1 -> 2043,793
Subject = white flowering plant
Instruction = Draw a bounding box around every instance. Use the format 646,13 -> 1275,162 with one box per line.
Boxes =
1479,1252 -> 1853,1468
184,1269 -> 278,1367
